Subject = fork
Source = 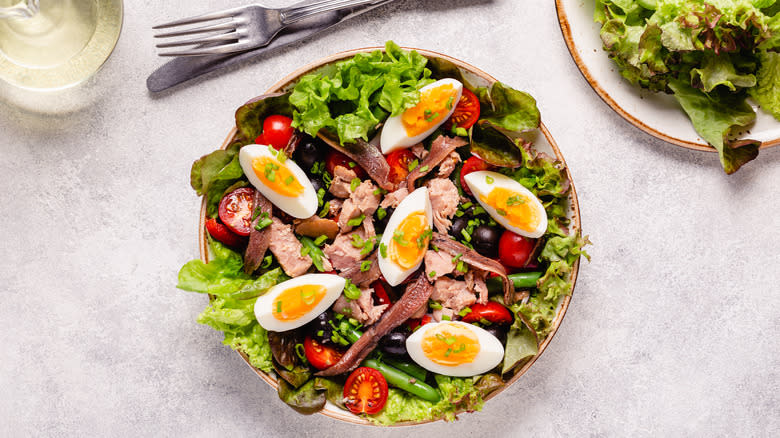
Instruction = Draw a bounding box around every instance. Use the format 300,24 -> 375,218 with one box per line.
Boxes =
154,0 -> 388,57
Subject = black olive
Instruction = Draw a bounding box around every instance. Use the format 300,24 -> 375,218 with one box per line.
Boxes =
309,176 -> 326,194
307,311 -> 334,345
450,216 -> 468,239
294,137 -> 325,173
375,207 -> 394,232
471,225 -> 501,258
379,330 -> 408,356
483,325 -> 507,345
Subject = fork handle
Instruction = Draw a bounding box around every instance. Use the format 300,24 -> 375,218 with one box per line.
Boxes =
280,0 -> 386,25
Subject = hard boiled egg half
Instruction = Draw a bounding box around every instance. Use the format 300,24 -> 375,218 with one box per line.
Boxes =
254,273 -> 345,332
239,144 -> 318,219
377,187 -> 432,286
464,170 -> 548,239
406,321 -> 504,377
380,78 -> 463,154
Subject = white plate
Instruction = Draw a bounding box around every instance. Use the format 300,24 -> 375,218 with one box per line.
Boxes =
556,0 -> 780,152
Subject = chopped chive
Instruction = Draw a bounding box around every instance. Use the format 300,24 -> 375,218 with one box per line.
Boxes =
255,216 -> 273,231
486,175 -> 494,184
351,233 -> 366,248
429,271 -> 437,277
408,159 -> 419,172
284,175 -> 294,185
455,127 -> 469,137
441,315 -> 451,321
348,161 -> 357,169
431,244 -> 439,252
458,307 -> 472,317
350,177 -> 361,192
454,210 -> 465,217
429,300 -> 443,310
462,202 -> 472,209
377,207 -> 387,220
276,300 -> 282,314
446,96 -> 455,110
314,235 -> 328,246
343,279 -> 362,300
347,214 -> 365,227
318,201 -> 330,218
392,230 -> 409,246
317,330 -> 324,337
419,165 -> 429,173
496,208 -> 507,216
261,255 -> 273,268
300,246 -> 310,257
380,243 -> 388,258
460,229 -> 471,242
360,260 -> 372,272
456,260 -> 468,273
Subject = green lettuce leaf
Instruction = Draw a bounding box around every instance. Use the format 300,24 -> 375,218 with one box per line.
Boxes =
235,92 -> 294,142
501,326 -> 539,374
690,53 -> 757,92
749,50 -> 780,120
476,82 -> 540,133
197,297 -> 273,373
189,141 -> 246,218
289,41 -> 432,144
538,233 -> 592,301
469,121 -> 523,167
277,379 -> 327,415
668,78 -> 760,174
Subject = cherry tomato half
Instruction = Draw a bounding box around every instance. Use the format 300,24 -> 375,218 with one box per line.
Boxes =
459,156 -> 491,196
406,314 -> 432,331
262,115 -> 294,150
218,187 -> 255,236
371,280 -> 393,308
385,149 -> 416,185
498,231 -> 536,269
205,218 -> 246,248
461,301 -> 513,326
303,336 -> 343,371
343,367 -> 388,415
325,149 -> 367,179
254,133 -> 266,145
445,88 -> 481,130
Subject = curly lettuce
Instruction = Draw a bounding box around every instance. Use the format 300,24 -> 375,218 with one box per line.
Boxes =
289,41 -> 433,144
594,0 -> 780,173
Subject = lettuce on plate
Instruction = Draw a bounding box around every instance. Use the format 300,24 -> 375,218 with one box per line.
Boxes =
594,0 -> 780,173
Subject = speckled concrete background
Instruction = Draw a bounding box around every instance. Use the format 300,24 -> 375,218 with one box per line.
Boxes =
1,0 -> 778,436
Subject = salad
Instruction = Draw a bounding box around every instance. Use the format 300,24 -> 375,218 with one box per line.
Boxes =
178,42 -> 589,425
594,0 -> 780,173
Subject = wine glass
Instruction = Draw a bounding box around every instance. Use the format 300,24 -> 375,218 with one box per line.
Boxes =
0,0 -> 123,90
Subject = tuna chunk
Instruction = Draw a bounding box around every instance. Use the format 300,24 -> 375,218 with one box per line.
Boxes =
379,187 -> 408,209
426,178 -> 459,233
332,286 -> 389,326
340,252 -> 382,287
437,151 -> 461,178
424,249 -> 455,281
465,268 -> 489,305
268,217 -> 312,277
328,198 -> 343,217
338,180 -> 381,232
411,143 -> 428,160
431,277 -> 476,315
323,221 -> 374,271
329,166 -> 357,199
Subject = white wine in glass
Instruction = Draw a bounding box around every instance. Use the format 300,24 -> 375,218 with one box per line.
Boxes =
0,0 -> 122,90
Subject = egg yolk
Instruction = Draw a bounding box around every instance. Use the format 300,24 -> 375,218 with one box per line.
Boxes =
388,212 -> 430,270
480,187 -> 540,232
421,323 -> 481,366
252,156 -> 304,197
402,84 -> 458,137
272,285 -> 327,322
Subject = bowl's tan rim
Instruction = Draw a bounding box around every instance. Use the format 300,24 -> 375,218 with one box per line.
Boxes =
555,0 -> 780,152
197,47 -> 582,426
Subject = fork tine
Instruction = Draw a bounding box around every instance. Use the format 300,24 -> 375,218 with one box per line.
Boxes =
158,41 -> 256,57
152,9 -> 236,30
155,32 -> 239,49
154,22 -> 236,39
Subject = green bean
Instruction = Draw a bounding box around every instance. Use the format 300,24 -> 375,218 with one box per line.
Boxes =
382,357 -> 428,382
486,272 -> 542,292
362,358 -> 441,403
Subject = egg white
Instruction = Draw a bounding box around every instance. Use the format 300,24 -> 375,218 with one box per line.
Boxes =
406,321 -> 505,377
380,78 -> 464,154
377,187 -> 432,286
238,144 -> 318,219
464,170 -> 548,239
254,274 -> 346,332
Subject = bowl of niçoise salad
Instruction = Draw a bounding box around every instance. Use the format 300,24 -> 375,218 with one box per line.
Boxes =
177,42 -> 590,426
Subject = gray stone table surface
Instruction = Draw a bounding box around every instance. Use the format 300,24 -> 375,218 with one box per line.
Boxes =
1,0 -> 778,436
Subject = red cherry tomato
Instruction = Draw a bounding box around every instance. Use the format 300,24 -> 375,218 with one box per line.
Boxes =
303,336 -> 343,371
325,150 -> 367,179
461,302 -> 513,326
261,115 -> 294,150
459,156 -> 491,196
371,280 -> 392,308
218,187 -> 255,236
254,133 -> 266,145
385,149 -> 416,185
343,367 -> 388,415
498,231 -> 536,268
406,314 -> 432,331
205,218 -> 246,248
445,88 -> 481,130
